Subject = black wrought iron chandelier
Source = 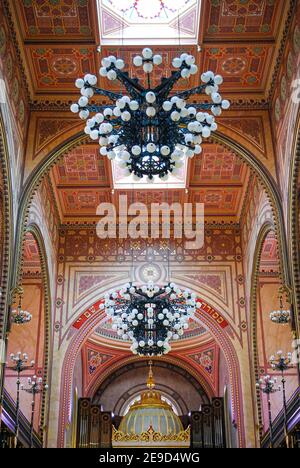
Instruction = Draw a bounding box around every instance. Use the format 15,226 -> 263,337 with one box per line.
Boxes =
102,282 -> 196,356
11,288 -> 32,325
71,48 -> 230,181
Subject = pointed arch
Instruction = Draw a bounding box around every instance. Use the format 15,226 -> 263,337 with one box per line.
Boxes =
288,119 -> 300,336
0,113 -> 14,413
22,224 -> 52,446
10,129 -> 291,308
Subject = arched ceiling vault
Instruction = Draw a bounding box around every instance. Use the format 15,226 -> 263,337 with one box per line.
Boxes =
11,128 -> 290,298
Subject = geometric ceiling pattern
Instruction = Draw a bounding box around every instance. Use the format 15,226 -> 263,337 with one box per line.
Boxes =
52,146 -> 110,186
202,0 -> 284,39
17,0 -> 97,40
49,142 -> 250,223
9,0 -> 289,101
6,1 -> 289,224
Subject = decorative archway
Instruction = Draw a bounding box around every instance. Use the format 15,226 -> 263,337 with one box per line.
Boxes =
10,128 -> 291,300
5,224 -> 52,445
90,357 -> 213,416
87,354 -> 215,404
9,126 -> 291,450
56,294 -> 244,448
250,222 -> 278,443
24,224 -> 52,445
0,114 -> 13,341
250,221 -> 297,444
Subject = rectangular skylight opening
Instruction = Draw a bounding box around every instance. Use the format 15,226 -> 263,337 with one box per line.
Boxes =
97,0 -> 201,45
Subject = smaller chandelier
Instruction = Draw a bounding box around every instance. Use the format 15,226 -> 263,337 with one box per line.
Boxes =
11,288 -> 32,325
270,309 -> 291,324
103,282 -> 196,356
270,291 -> 291,324
270,351 -> 294,372
256,375 -> 281,395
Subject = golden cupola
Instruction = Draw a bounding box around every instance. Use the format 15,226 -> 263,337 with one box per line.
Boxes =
112,362 -> 190,448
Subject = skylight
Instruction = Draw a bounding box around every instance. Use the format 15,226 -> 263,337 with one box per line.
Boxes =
98,0 -> 201,45
112,158 -> 188,190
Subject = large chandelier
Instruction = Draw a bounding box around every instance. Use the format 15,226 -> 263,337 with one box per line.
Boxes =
102,282 -> 196,356
71,48 -> 230,181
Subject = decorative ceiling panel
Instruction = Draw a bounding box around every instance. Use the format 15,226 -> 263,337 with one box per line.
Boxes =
27,45 -> 97,92
202,0 -> 285,40
114,189 -> 185,209
8,0 -> 290,101
22,232 -> 41,276
202,44 -> 274,92
189,144 -> 248,185
52,146 -> 110,186
17,0 -> 97,41
56,188 -> 112,217
189,187 -> 243,216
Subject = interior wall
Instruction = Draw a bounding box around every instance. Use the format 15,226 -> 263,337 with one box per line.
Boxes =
257,276 -> 298,432
5,277 -> 45,431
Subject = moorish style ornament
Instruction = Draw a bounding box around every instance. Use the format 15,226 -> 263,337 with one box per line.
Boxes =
103,282 -> 196,356
71,48 -> 230,181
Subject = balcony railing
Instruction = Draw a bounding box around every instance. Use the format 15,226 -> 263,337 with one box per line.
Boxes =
1,389 -> 42,449
261,389 -> 300,448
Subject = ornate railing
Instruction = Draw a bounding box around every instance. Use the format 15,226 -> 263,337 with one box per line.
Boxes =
0,389 -> 42,448
261,389 -> 300,448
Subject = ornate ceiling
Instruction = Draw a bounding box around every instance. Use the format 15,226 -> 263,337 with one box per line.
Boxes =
5,1 -> 290,224
9,0 -> 290,102
48,141 -> 250,223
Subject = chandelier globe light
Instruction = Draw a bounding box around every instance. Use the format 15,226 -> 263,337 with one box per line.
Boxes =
270,289 -> 291,324
11,288 -> 32,325
101,282 -> 197,356
71,48 -> 230,181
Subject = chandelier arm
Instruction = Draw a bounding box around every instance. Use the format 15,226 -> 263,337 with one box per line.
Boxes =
195,103 -> 220,111
170,81 -> 215,100
84,104 -> 115,113
154,72 -> 183,99
93,87 -> 124,101
112,69 -> 145,98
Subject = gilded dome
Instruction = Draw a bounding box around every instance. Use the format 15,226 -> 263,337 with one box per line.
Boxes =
119,363 -> 184,436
